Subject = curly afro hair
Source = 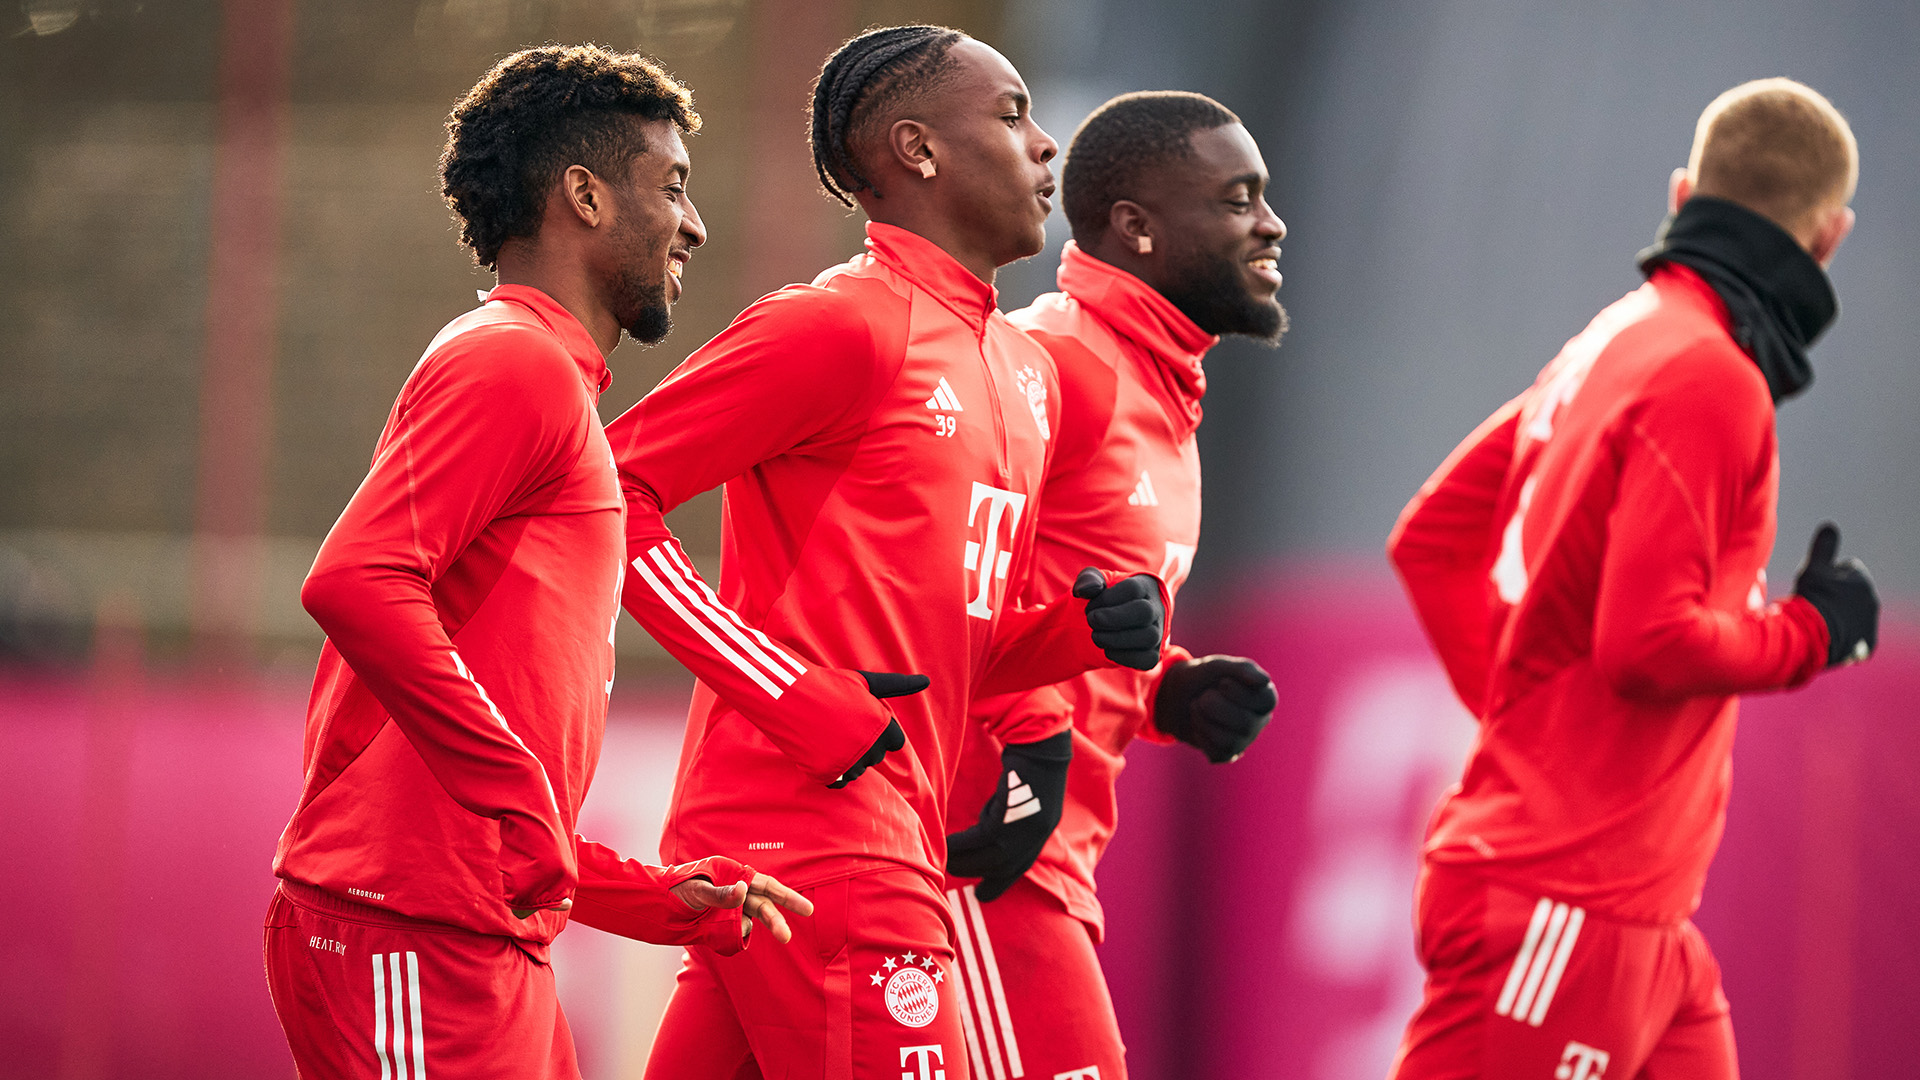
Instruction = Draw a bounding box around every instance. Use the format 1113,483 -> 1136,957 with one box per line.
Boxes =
1063,91 -> 1239,243
440,45 -> 700,270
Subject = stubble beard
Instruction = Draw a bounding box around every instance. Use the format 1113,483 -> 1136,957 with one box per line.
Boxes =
1160,245 -> 1289,346
611,217 -> 674,345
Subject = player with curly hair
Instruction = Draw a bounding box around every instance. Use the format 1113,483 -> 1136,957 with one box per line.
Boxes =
263,46 -> 810,1080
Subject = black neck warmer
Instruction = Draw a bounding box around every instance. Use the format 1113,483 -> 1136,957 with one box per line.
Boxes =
1636,195 -> 1839,403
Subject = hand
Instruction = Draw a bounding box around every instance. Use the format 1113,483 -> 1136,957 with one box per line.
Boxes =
1793,522 -> 1879,666
945,730 -> 1072,901
509,898 -> 572,919
670,872 -> 817,945
827,670 -> 926,788
1154,655 -> 1277,763
1073,568 -> 1166,670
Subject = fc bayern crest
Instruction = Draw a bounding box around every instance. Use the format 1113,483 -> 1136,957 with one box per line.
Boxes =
870,951 -> 944,1027
1014,366 -> 1051,441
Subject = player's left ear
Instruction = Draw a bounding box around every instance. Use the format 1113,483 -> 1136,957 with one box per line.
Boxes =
558,164 -> 605,229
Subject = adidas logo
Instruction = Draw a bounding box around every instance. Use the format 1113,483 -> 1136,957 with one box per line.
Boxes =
925,377 -> 964,412
1127,470 -> 1159,507
1002,769 -> 1041,823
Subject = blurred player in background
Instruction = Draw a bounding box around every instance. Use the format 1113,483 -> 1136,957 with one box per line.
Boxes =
941,91 -> 1285,1080
1387,78 -> 1878,1080
608,26 -> 1169,1080
263,47 -> 811,1080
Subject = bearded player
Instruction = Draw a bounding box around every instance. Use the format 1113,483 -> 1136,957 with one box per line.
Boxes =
608,26 -> 1169,1080
938,92 -> 1285,1080
264,48 -> 812,1080
1387,79 -> 1879,1079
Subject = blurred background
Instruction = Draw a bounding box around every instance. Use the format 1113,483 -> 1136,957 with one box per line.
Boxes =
3,1 -> 1916,1077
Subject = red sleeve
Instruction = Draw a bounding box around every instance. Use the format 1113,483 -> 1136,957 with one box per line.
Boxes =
971,684 -> 1073,746
1386,398 -> 1523,716
299,328 -> 581,911
567,842 -> 756,956
1591,362 -> 1827,698
973,569 -> 1169,699
1132,642 -> 1195,746
608,287 -> 903,784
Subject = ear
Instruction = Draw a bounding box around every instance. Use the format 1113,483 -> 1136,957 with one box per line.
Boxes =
1109,199 -> 1152,254
1808,204 -> 1855,268
886,118 -> 935,179
1668,167 -> 1692,215
559,164 -> 605,228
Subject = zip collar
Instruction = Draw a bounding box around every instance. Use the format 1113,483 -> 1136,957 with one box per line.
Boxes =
483,284 -> 613,395
1055,241 -> 1215,435
864,222 -> 1000,331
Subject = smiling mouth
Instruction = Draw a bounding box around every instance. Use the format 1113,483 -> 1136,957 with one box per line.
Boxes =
1248,254 -> 1282,287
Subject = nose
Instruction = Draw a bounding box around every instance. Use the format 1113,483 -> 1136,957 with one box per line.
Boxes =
681,195 -> 708,248
1033,123 -> 1058,165
1258,200 -> 1286,242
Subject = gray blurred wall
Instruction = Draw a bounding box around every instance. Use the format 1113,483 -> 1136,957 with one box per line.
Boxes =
1000,0 -> 1920,603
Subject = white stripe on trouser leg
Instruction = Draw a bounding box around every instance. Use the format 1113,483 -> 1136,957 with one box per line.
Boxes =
407,951 -> 427,1079
1494,899 -> 1553,1018
1526,907 -> 1583,1026
949,889 -> 1007,1080
947,890 -> 991,1080
648,547 -> 803,686
390,951 -> 411,1079
1510,903 -> 1569,1022
631,555 -> 785,697
658,545 -> 808,680
374,954 -> 394,1080
963,885 -> 1025,1078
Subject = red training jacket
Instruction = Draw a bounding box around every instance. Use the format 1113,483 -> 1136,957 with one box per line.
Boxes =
276,286 -> 746,955
1388,264 -> 1829,924
948,241 -> 1215,937
611,223 -> 1139,893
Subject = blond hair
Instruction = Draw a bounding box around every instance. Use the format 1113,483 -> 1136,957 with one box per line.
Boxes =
1688,78 -> 1857,236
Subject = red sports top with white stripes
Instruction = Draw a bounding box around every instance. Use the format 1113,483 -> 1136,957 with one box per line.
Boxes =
610,223 -> 1120,891
1388,264 -> 1830,924
276,286 -> 748,953
948,242 -> 1216,937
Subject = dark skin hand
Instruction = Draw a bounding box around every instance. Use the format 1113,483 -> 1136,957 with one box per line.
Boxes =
1085,123 -> 1286,313
494,116 -> 708,356
850,38 -> 1059,284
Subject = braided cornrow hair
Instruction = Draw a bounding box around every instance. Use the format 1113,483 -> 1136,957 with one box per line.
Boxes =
810,24 -> 965,207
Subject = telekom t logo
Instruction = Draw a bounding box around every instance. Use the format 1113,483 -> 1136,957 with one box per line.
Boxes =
1555,1041 -> 1610,1080
899,1044 -> 945,1080
964,482 -> 1027,620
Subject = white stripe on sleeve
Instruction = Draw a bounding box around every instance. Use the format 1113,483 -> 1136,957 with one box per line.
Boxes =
631,552 -> 785,698
648,545 -> 803,685
658,544 -> 808,680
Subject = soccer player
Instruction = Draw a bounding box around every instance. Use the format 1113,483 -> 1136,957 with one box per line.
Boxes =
1386,79 -> 1879,1080
610,26 -> 1169,1080
264,47 -> 811,1080
940,91 -> 1286,1080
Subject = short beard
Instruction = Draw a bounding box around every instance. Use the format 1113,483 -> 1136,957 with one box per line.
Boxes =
614,269 -> 673,345
1159,247 -> 1288,346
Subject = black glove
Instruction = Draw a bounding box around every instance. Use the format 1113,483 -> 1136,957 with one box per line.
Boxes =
827,670 -> 927,788
945,730 -> 1072,901
1792,523 -> 1879,667
1073,568 -> 1166,670
1154,655 -> 1278,763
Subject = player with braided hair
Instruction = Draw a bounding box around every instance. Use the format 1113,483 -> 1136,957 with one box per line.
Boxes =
615,24 -> 1169,1080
